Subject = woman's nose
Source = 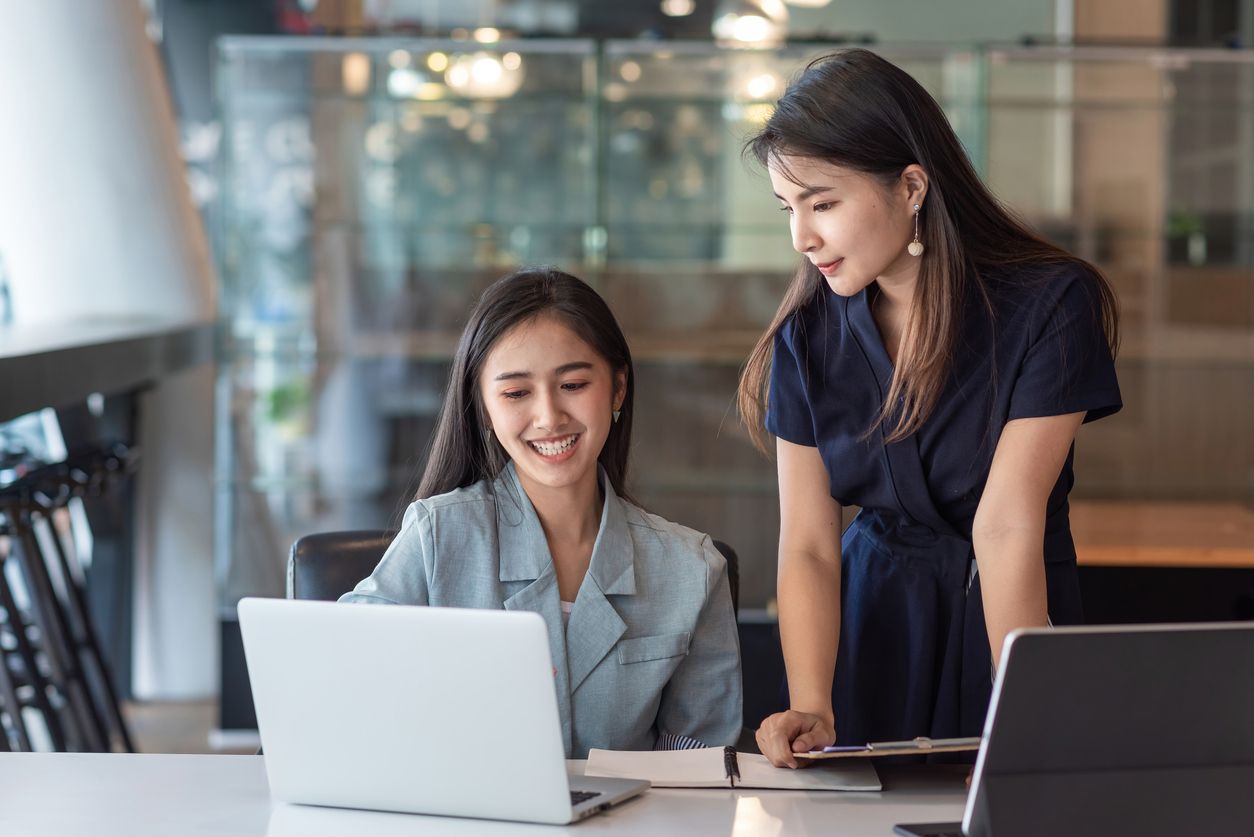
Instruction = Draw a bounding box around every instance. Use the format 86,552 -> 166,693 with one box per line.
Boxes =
791,218 -> 819,254
533,389 -> 568,430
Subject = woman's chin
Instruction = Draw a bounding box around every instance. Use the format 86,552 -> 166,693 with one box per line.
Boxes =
825,275 -> 871,298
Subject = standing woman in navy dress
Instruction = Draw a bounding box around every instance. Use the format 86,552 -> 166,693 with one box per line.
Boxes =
744,50 -> 1122,767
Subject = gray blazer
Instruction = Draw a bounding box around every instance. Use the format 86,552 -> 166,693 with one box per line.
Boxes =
341,463 -> 742,758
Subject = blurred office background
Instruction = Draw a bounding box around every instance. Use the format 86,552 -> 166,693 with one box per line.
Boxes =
0,0 -> 1251,752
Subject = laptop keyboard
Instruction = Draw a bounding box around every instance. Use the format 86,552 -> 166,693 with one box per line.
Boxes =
570,790 -> 603,806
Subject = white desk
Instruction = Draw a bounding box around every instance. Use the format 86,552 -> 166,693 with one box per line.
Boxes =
0,753 -> 969,836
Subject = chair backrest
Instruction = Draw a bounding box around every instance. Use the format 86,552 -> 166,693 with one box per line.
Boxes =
287,530 -> 395,601
288,529 -> 741,616
711,539 -> 740,617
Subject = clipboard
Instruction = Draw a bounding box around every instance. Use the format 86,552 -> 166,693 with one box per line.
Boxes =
795,736 -> 981,760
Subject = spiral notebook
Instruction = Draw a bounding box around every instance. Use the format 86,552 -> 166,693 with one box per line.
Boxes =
585,746 -> 882,791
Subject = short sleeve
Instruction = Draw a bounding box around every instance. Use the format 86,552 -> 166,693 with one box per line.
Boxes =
765,318 -> 818,445
1007,273 -> 1122,424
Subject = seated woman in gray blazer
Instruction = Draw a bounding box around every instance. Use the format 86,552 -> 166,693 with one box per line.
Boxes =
342,267 -> 742,759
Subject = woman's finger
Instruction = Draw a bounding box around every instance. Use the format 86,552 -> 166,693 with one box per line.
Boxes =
756,716 -> 802,768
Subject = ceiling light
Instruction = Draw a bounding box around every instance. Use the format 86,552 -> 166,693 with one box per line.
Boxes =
387,67 -> 424,98
445,52 -> 525,99
341,52 -> 371,96
661,0 -> 696,15
744,72 -> 779,100
713,0 -> 789,49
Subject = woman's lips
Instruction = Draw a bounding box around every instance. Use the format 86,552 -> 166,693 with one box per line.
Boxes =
815,258 -> 843,276
527,432 -> 581,463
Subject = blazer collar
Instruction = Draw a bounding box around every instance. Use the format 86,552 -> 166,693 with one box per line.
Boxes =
496,462 -> 636,695
495,461 -> 636,596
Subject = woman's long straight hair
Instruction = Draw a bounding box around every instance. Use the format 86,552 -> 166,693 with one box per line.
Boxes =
738,49 -> 1119,449
417,267 -> 635,501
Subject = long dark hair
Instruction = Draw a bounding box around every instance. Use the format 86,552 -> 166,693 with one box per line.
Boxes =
417,267 -> 635,501
738,48 -> 1119,448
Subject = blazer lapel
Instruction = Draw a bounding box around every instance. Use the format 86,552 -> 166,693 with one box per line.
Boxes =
565,474 -> 634,693
495,465 -> 573,755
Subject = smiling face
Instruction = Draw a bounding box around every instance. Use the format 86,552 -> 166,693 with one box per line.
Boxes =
768,155 -> 925,297
479,313 -> 626,501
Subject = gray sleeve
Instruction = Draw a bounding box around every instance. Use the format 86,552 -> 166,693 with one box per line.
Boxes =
655,537 -> 743,747
338,501 -> 434,606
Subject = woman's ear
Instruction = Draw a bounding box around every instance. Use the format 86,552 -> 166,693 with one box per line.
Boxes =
612,368 -> 628,412
901,163 -> 929,209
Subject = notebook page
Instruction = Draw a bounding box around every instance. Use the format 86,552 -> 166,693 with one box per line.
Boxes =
585,747 -> 730,787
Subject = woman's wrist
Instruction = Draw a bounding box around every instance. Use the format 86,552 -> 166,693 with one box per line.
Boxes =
790,701 -> 835,726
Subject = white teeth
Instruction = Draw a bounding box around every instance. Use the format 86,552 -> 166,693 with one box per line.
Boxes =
530,435 -> 578,456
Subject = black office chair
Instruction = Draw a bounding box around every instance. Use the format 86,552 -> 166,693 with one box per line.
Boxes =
288,530 -> 741,616
287,530 -> 396,601
710,540 -> 740,617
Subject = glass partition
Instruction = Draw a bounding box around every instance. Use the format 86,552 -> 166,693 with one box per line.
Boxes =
215,38 -> 1254,617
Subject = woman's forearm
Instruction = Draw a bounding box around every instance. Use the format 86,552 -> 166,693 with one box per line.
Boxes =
973,526 -> 1050,671
777,550 -> 842,723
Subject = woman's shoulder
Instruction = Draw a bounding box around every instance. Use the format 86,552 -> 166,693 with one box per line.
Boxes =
980,258 -> 1105,322
406,479 -> 498,524
619,501 -> 725,572
983,257 -> 1100,295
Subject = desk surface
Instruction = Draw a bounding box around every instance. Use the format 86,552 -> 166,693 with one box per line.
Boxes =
0,753 -> 969,836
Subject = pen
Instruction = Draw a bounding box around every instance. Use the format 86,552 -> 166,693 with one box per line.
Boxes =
723,746 -> 740,787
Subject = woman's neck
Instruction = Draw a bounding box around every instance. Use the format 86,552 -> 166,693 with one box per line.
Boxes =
515,466 -> 603,600
872,262 -> 919,364
875,258 -> 919,312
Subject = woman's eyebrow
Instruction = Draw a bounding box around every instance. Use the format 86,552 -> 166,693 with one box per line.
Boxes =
773,185 -> 834,202
493,361 -> 593,381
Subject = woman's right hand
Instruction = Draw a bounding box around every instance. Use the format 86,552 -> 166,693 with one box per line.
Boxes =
755,710 -> 837,768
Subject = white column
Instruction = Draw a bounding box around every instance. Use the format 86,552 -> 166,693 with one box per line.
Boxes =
0,0 -> 218,699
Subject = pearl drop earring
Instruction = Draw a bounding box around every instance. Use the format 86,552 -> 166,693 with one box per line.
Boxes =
908,204 -> 924,257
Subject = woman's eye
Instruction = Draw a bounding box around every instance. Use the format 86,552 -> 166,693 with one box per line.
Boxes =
561,381 -> 589,392
813,201 -> 835,212
778,205 -> 793,215
502,390 -> 528,400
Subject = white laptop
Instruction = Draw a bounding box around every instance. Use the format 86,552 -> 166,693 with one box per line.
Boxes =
237,598 -> 649,825
895,622 -> 1254,837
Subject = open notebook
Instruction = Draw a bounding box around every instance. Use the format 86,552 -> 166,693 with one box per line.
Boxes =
585,747 -> 881,791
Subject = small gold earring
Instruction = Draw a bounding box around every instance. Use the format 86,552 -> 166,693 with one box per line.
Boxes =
908,203 -> 924,257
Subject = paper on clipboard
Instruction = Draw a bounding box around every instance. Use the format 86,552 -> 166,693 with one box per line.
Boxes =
794,736 -> 981,760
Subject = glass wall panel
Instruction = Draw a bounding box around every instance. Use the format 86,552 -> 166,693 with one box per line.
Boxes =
216,39 -> 1254,617
214,38 -> 598,607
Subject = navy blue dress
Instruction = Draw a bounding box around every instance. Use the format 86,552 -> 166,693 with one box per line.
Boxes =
766,263 -> 1122,747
